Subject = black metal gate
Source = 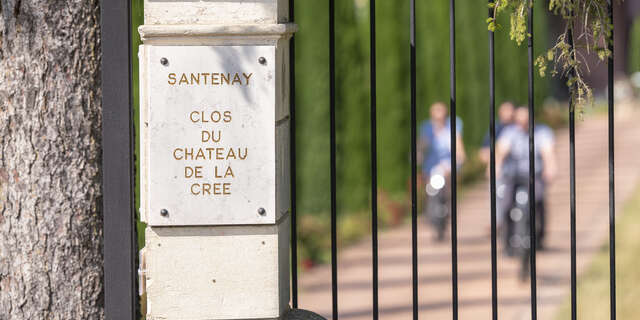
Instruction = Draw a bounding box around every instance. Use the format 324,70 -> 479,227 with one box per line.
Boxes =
287,1 -> 618,320
100,0 -> 619,319
101,1 -> 137,319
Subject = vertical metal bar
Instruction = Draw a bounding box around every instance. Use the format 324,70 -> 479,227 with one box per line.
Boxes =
569,105 -> 577,320
607,1 -> 617,319
488,1 -> 498,319
289,0 -> 299,309
567,15 -> 577,320
329,0 -> 338,318
410,0 -> 419,318
369,0 -> 379,319
101,0 -> 137,319
449,0 -> 459,318
527,2 -> 538,319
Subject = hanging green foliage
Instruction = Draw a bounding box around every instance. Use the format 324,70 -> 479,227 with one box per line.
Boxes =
491,0 -> 616,109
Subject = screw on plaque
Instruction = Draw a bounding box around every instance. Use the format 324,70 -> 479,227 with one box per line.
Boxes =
258,207 -> 267,216
160,57 -> 169,66
258,57 -> 267,65
160,209 -> 169,217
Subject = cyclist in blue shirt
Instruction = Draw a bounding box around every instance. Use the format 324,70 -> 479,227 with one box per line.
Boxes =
420,102 -> 466,181
419,102 -> 466,239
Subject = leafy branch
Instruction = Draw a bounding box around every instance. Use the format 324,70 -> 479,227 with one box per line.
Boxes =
489,0 -> 616,110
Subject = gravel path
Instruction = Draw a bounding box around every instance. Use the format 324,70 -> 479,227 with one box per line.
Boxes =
297,105 -> 640,320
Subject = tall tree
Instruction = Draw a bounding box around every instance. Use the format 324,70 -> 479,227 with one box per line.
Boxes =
0,1 -> 104,318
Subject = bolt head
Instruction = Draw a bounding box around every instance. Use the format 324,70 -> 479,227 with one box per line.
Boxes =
258,207 -> 267,216
258,57 -> 267,65
160,57 -> 169,66
160,209 -> 169,216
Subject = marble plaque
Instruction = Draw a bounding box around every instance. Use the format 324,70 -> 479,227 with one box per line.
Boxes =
145,45 -> 276,226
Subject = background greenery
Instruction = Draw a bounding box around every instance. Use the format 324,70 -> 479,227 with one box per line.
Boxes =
293,1 -> 549,219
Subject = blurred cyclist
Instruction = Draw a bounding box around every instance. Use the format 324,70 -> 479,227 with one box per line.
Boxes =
419,102 -> 466,240
480,101 -> 515,233
495,106 -> 556,249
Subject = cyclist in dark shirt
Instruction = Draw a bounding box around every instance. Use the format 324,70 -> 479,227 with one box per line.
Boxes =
480,101 -> 514,234
479,101 -> 514,164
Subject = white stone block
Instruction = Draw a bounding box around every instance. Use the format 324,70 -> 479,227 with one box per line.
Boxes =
144,0 -> 290,25
145,215 -> 290,319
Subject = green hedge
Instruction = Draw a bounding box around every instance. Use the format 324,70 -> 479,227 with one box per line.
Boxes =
294,0 -> 549,214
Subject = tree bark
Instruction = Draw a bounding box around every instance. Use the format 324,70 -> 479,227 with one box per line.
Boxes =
0,0 -> 103,319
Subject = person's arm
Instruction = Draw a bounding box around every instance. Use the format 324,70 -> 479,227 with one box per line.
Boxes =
478,147 -> 490,164
492,137 -> 510,178
538,127 -> 556,183
479,131 -> 491,164
456,133 -> 466,166
454,117 -> 466,166
540,143 -> 556,183
417,125 -> 428,165
417,136 -> 425,164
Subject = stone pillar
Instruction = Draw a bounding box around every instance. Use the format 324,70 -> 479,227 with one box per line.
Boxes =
138,1 -> 295,319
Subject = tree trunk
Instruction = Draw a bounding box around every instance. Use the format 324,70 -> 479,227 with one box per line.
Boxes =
0,0 -> 103,319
